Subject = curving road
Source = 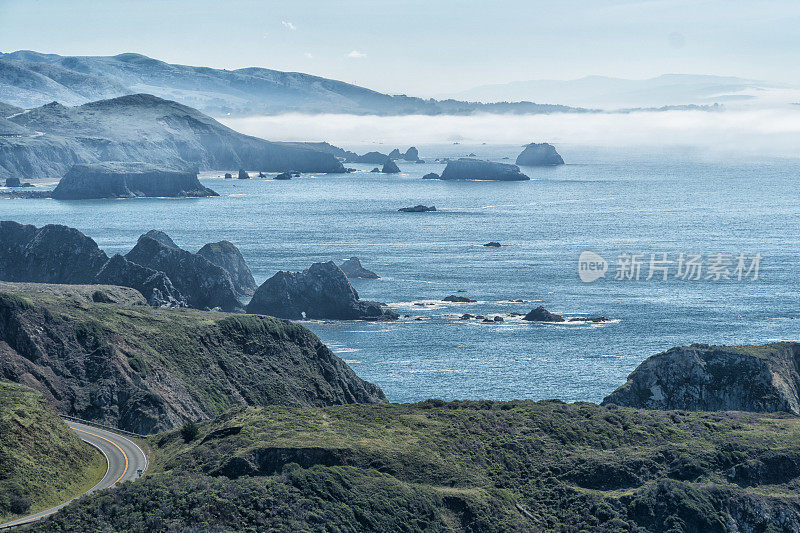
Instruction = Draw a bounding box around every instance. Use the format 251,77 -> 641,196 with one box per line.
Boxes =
0,420 -> 148,530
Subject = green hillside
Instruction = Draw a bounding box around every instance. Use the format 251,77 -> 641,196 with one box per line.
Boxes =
0,381 -> 105,524
32,400 -> 800,532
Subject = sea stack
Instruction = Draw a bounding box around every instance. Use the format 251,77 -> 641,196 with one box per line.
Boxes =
246,261 -> 396,320
439,159 -> 529,181
515,143 -> 564,166
51,162 -> 218,199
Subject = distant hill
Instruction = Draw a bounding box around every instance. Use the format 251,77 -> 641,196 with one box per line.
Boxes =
0,51 -> 586,116
444,74 -> 785,109
0,93 -> 345,179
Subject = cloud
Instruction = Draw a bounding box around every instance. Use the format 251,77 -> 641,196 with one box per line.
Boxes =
220,108 -> 800,157
281,21 -> 296,30
304,52 -> 313,59
346,50 -> 367,59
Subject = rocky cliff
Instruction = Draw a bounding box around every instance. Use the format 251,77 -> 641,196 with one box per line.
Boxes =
603,342 -> 800,413
247,261 -> 396,320
51,162 -> 218,199
515,142 -> 564,166
0,284 -> 386,433
439,158 -> 530,181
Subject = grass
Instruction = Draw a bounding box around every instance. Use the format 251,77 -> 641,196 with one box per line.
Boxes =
0,381 -> 107,524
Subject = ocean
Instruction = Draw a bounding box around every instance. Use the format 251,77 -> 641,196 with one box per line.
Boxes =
3,143 -> 799,403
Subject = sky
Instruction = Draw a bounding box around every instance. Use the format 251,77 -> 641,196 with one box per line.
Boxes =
1,0 -> 799,96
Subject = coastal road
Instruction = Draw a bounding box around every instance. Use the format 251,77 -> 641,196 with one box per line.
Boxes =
0,420 -> 148,530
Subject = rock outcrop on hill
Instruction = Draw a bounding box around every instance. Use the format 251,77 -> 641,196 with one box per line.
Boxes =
246,261 -> 396,320
197,240 -> 257,298
0,284 -> 387,433
126,233 -> 242,312
439,159 -> 530,181
51,162 -> 218,199
0,93 -> 345,181
339,257 -> 379,279
603,342 -> 800,414
515,142 -> 564,166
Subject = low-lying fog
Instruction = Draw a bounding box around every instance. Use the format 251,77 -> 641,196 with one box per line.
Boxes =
221,107 -> 800,158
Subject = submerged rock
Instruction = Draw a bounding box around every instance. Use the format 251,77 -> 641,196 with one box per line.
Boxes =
274,172 -> 292,180
522,306 -> 565,322
443,295 -> 476,303
422,172 -> 439,180
399,205 -> 436,212
51,162 -> 218,199
197,240 -> 258,298
126,233 -> 242,312
370,168 -> 381,173
602,342 -> 800,414
483,242 -> 501,247
339,257 -> 380,279
382,159 -> 400,173
4,177 -> 20,187
246,261 -> 396,320
439,159 -> 529,181
238,169 -> 250,179
224,173 -> 233,179
516,142 -> 564,166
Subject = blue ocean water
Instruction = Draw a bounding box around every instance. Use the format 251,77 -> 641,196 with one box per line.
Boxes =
2,143 -> 799,403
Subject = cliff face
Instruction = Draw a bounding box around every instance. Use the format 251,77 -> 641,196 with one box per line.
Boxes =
603,343 -> 800,413
51,162 -> 218,199
0,93 -> 345,180
0,285 -> 386,434
439,158 -> 530,181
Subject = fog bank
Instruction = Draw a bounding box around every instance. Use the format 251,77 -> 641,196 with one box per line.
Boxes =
221,108 -> 800,157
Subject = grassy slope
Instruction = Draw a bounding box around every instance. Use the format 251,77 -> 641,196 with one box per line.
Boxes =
33,400 -> 800,532
0,381 -> 106,524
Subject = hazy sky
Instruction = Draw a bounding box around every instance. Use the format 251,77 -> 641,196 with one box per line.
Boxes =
1,0 -> 798,95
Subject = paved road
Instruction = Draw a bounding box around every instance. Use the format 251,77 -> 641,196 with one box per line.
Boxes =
0,420 -> 148,530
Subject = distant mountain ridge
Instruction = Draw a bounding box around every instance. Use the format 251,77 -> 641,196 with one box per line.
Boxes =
0,51 -> 585,116
444,74 -> 785,109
